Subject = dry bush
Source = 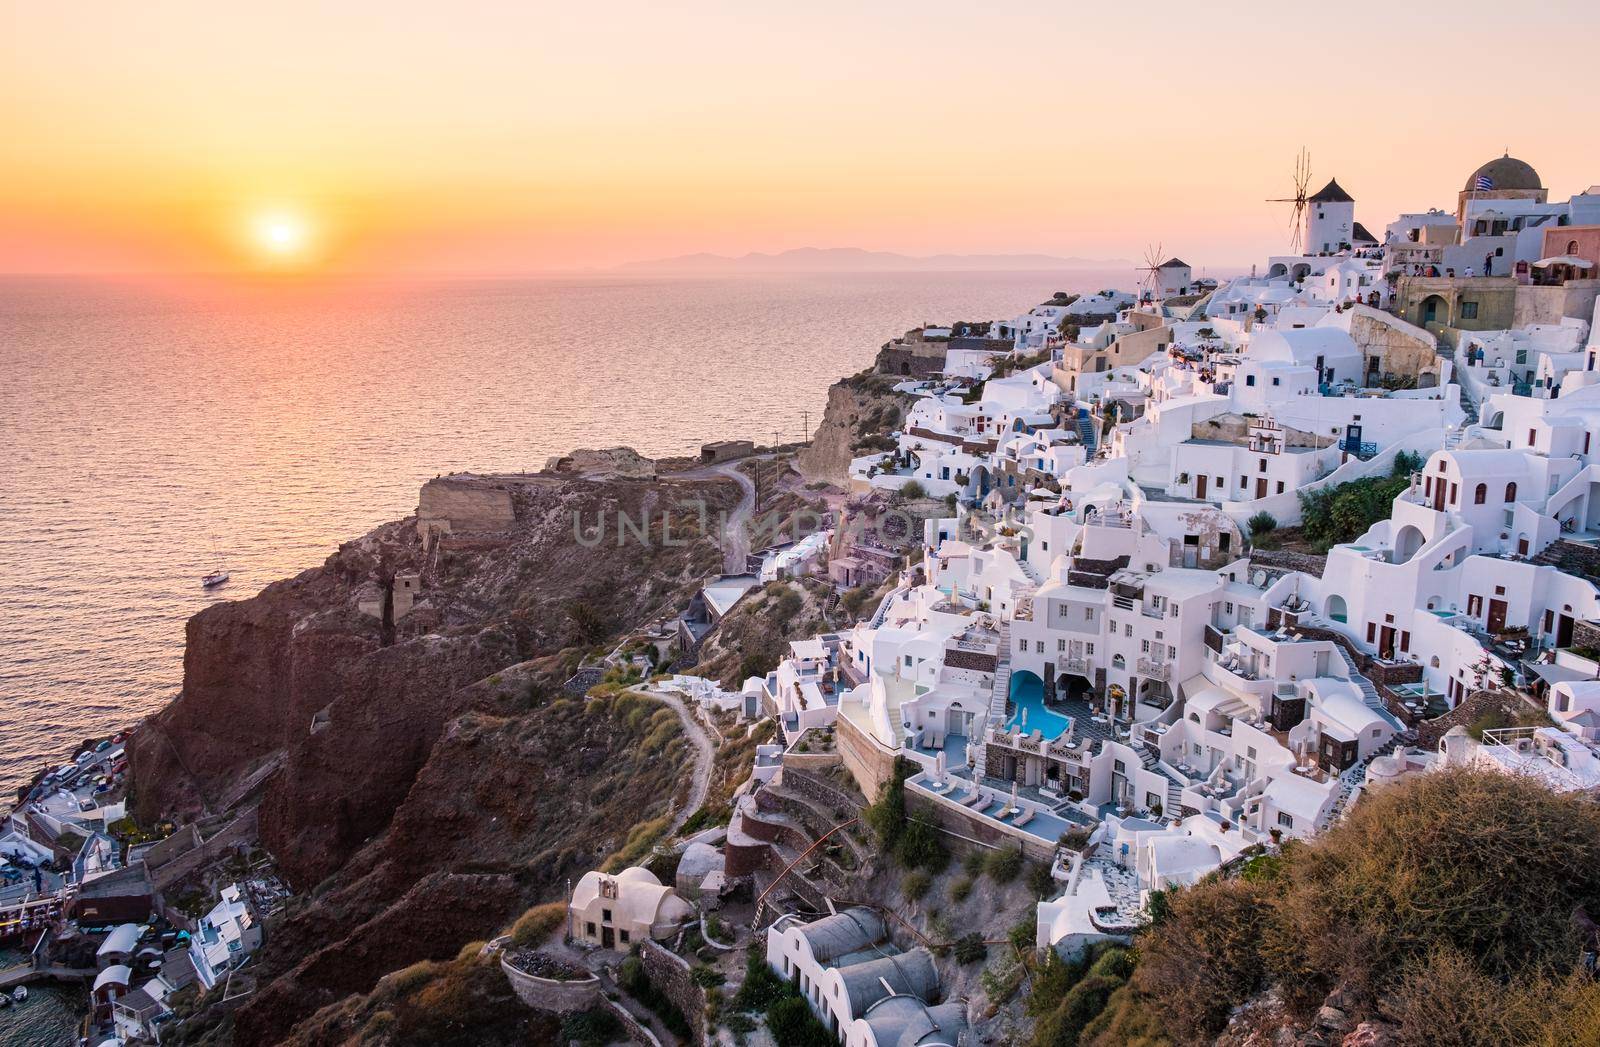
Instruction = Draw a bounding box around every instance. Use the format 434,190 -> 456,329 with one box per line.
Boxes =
1390,949 -> 1569,1047
1132,878 -> 1270,1042
1262,768 -> 1600,1003
509,901 -> 567,946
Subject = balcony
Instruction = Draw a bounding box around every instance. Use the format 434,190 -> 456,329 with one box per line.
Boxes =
1136,657 -> 1171,681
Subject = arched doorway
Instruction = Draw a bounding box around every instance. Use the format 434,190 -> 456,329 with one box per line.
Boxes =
1393,524 -> 1426,563
1420,294 -> 1449,326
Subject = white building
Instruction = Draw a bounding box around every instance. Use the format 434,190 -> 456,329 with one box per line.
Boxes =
568,867 -> 694,950
190,883 -> 262,991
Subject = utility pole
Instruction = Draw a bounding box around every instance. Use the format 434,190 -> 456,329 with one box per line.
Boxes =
801,409 -> 810,444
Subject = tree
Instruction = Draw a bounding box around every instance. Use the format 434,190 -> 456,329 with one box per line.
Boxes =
900,479 -> 927,500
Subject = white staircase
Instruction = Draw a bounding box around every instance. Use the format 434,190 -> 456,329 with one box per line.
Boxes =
1335,645 -> 1384,711
976,619 -> 1014,780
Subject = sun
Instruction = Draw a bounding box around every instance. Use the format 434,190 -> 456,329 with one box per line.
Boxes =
249,209 -> 314,264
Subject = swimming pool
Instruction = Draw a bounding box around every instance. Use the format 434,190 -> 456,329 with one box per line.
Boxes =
1004,672 -> 1073,739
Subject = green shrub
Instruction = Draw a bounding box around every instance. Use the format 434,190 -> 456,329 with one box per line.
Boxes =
901,869 -> 931,902
561,1007 -> 623,1047
953,933 -> 987,964
951,877 -> 974,903
732,951 -> 789,1012
1247,511 -> 1277,535
985,847 -> 1023,882
765,996 -> 832,1047
896,818 -> 949,872
769,585 -> 804,624
1027,861 -> 1056,897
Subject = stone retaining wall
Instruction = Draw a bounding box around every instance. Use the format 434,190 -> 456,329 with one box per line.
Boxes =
1251,548 -> 1328,578
905,791 -> 1055,863
639,940 -> 707,1045
500,956 -> 602,1014
562,666 -> 606,696
834,716 -> 897,800
781,766 -> 867,816
1414,688 -> 1529,749
781,751 -> 842,774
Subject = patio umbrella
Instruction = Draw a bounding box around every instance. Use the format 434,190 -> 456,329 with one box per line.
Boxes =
1010,780 -> 1020,811
935,750 -> 947,783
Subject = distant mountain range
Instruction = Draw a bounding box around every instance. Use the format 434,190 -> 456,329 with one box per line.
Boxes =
615,246 -> 1131,274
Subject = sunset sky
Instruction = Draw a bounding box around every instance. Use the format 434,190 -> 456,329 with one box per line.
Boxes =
4,0 -> 1599,276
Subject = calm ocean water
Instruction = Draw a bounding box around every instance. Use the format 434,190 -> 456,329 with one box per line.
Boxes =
0,270 -> 1127,800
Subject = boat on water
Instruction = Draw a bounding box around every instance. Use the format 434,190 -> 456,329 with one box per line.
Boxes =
201,569 -> 230,589
11,986 -> 26,1002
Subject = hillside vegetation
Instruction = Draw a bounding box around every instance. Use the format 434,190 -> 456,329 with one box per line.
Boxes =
1109,769 -> 1600,1046
1294,451 -> 1423,552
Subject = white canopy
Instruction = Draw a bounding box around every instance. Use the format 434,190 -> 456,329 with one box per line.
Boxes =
1533,255 -> 1594,269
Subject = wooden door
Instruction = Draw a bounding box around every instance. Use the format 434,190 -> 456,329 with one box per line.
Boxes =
1196,474 -> 1207,499
1487,599 -> 1508,635
1256,477 -> 1268,499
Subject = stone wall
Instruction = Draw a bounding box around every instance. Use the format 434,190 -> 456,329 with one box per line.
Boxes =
1574,619 -> 1600,652
876,345 -> 947,378
416,475 -> 516,544
835,715 -> 897,801
501,956 -> 602,1014
781,766 -> 867,816
1191,413 -> 1333,450
639,939 -> 707,1045
562,666 -> 606,696
781,751 -> 843,774
1251,548 -> 1327,578
904,791 -> 1055,863
1414,688 -> 1531,749
1349,309 -> 1440,381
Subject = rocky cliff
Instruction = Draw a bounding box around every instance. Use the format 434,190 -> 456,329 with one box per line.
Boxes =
128,461 -> 734,1044
796,370 -> 914,485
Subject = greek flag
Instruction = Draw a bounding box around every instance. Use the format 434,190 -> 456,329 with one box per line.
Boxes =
1474,173 -> 1495,191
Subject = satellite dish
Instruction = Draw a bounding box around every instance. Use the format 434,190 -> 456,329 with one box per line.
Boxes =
1252,570 -> 1267,587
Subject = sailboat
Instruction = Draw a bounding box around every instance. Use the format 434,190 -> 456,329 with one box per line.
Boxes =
201,544 -> 229,588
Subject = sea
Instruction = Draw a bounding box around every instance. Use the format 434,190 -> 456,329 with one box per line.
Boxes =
0,269 -> 1130,803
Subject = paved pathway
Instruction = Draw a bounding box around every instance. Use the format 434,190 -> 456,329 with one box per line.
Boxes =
642,688 -> 715,836
669,456 -> 770,574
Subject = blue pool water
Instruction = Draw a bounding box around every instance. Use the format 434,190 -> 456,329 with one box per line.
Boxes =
1004,672 -> 1072,739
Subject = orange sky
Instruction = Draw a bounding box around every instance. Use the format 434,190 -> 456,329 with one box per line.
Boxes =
4,1 -> 1599,276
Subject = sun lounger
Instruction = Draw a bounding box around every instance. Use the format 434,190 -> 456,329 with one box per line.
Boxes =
1011,808 -> 1034,828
